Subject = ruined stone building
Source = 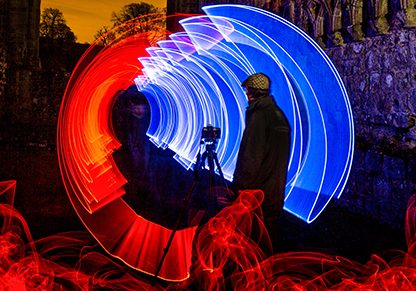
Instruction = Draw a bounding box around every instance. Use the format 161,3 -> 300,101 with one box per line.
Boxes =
0,0 -> 40,122
1,0 -> 415,123
168,0 -> 416,45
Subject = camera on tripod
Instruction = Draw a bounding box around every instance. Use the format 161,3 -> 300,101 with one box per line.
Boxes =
154,124 -> 226,280
202,125 -> 221,141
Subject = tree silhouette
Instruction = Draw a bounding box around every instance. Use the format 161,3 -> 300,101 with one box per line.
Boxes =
95,2 -> 166,46
40,7 -> 76,43
94,26 -> 115,46
39,7 -> 84,71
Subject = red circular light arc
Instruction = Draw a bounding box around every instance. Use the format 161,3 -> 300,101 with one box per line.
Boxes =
57,20 -> 198,281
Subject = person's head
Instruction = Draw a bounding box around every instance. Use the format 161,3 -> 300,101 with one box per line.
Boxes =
242,73 -> 270,103
128,92 -> 149,119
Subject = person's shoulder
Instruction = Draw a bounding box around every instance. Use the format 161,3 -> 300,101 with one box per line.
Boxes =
260,96 -> 278,110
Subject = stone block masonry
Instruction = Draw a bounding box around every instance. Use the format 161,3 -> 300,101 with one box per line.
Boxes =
327,27 -> 416,228
0,48 -> 6,117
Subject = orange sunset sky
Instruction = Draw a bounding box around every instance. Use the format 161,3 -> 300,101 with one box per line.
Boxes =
41,1 -> 167,43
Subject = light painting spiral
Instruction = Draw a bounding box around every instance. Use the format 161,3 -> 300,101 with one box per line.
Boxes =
57,5 -> 354,281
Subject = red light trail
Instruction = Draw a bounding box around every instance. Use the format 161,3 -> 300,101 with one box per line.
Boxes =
57,17 -> 198,281
1,180 -> 416,289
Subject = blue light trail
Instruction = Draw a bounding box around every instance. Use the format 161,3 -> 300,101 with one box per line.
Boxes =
134,5 -> 354,223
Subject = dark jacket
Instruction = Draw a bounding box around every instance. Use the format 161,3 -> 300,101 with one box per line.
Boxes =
233,95 -> 291,218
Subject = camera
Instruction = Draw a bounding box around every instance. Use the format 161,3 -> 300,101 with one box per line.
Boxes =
202,125 -> 221,140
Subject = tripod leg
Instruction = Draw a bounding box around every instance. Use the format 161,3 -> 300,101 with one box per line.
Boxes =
213,154 -> 226,182
207,153 -> 218,215
153,146 -> 206,281
212,153 -> 236,208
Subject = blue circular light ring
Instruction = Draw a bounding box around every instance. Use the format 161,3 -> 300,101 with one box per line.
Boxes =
134,5 -> 354,223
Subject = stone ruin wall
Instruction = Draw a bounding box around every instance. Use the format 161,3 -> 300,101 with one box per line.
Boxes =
0,0 -> 40,122
0,48 -> 6,119
326,28 -> 416,227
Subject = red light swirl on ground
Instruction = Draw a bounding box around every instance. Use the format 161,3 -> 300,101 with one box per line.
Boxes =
183,190 -> 416,290
0,181 -> 416,289
0,181 -> 163,289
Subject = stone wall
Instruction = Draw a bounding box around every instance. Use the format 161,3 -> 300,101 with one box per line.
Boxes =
0,0 -> 7,121
0,0 -> 40,123
181,0 -> 416,47
0,48 -> 6,120
327,28 -> 416,156
31,70 -> 70,127
7,0 -> 40,66
0,69 -> 70,150
326,27 -> 416,227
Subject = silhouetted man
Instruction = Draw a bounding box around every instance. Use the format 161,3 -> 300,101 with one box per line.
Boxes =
232,72 -> 291,250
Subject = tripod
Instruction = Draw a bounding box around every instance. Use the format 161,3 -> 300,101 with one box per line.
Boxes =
197,138 -> 226,215
153,137 -> 227,281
